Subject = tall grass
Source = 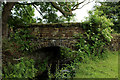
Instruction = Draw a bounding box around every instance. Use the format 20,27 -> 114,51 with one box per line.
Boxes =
75,50 -> 118,78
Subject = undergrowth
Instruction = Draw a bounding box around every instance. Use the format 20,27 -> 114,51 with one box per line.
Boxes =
75,50 -> 118,78
2,10 -> 118,79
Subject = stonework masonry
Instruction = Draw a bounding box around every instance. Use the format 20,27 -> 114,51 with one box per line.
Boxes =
16,23 -> 84,49
15,23 -> 119,51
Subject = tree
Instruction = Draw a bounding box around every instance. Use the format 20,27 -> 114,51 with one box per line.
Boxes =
8,4 -> 36,27
2,2 -> 16,38
31,2 -> 73,23
94,1 -> 120,32
2,0 -> 94,38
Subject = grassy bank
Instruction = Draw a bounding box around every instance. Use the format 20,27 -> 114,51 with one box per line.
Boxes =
75,51 -> 118,78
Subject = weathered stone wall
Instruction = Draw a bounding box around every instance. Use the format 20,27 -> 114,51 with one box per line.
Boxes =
17,23 -> 84,49
16,23 -> 120,51
109,34 -> 120,51
21,23 -> 84,38
32,26 -> 84,38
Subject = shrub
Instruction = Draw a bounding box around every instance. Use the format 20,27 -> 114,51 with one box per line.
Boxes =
48,62 -> 76,79
60,47 -> 78,59
10,28 -> 36,54
36,58 -> 48,72
3,57 -> 38,79
2,38 -> 23,67
75,10 -> 114,56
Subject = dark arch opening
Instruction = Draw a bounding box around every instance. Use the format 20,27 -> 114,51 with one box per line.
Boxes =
32,46 -> 64,80
32,46 -> 62,61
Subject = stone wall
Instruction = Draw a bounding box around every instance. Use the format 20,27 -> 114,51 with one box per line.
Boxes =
17,23 -> 84,49
109,34 -> 120,51
19,23 -> 84,39
16,23 -> 120,51
32,26 -> 84,39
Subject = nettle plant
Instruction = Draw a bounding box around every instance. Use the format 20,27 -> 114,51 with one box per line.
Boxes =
75,10 -> 114,56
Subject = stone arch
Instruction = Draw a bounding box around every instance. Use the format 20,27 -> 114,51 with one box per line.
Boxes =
32,38 -> 77,50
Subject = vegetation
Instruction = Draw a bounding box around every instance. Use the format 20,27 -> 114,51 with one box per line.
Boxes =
46,9 -> 116,79
9,28 -> 36,54
2,1 -> 119,79
3,57 -> 38,79
75,51 -> 118,78
2,1 -> 94,38
94,2 -> 120,33
8,4 -> 36,27
75,10 -> 113,56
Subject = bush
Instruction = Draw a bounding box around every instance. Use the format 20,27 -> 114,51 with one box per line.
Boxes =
75,10 -> 114,56
48,62 -> 76,79
60,47 -> 78,60
35,58 -> 48,72
3,57 -> 38,79
10,28 -> 36,54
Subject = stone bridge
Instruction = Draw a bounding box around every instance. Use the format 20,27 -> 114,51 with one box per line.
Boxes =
16,23 -> 85,50
15,22 -> 120,51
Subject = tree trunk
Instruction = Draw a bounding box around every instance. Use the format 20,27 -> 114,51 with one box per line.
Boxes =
2,2 -> 16,38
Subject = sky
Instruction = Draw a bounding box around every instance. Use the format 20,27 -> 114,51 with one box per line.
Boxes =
73,0 -> 96,22
34,0 -> 97,22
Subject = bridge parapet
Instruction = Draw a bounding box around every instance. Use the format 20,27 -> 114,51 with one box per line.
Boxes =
14,23 -> 120,51
31,26 -> 84,38
16,23 -> 84,38
16,23 -> 84,49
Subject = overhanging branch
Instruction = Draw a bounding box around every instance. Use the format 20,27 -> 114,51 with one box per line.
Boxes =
78,0 -> 94,9
16,2 -> 38,5
33,4 -> 43,18
72,0 -> 86,10
16,1 -> 94,18
50,2 -> 73,17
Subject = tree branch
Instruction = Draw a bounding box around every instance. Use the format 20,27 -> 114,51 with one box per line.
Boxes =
72,0 -> 86,10
50,2 -> 73,17
17,1 -> 93,17
72,0 -> 94,11
78,0 -> 94,10
33,4 -> 43,18
16,2 -> 38,5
